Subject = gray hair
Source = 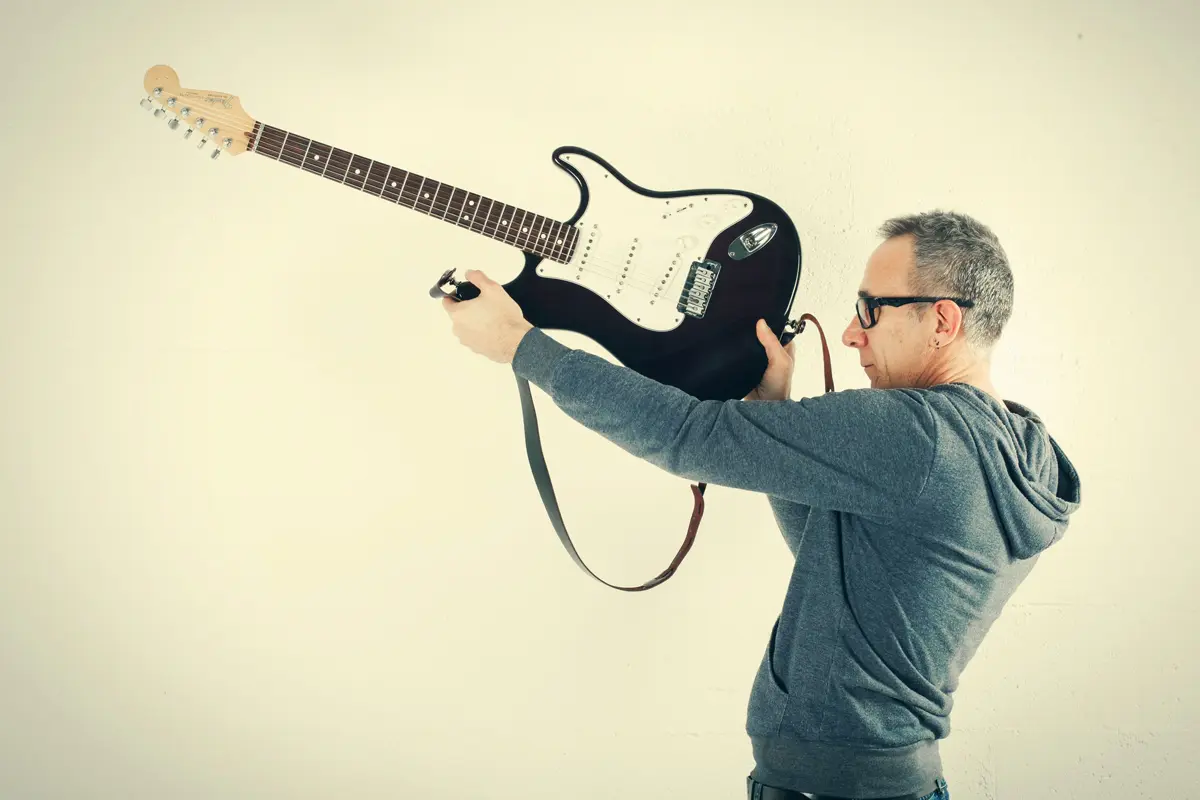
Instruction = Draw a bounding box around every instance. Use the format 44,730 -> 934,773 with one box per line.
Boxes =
877,210 -> 1014,354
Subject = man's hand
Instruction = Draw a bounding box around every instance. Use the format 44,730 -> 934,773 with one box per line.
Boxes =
441,269 -> 534,364
744,318 -> 796,402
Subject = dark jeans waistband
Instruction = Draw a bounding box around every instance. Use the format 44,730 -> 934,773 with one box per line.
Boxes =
747,773 -> 947,800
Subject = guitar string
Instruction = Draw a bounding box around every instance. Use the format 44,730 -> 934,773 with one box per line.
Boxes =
154,107 -> 687,303
253,128 -> 679,296
251,126 -> 575,259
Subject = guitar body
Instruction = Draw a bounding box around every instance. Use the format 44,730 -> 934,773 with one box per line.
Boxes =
499,146 -> 802,402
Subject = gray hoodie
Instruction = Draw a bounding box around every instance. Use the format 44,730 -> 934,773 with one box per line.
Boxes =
510,327 -> 1082,798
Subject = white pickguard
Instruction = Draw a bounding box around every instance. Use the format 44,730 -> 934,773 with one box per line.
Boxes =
534,152 -> 755,332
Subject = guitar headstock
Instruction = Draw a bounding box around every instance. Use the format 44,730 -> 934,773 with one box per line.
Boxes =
139,65 -> 258,160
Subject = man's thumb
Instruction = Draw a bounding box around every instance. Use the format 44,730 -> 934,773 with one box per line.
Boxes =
465,269 -> 492,288
756,319 -> 777,357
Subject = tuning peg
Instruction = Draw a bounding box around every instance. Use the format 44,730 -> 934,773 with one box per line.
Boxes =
183,128 -> 194,139
139,97 -> 154,110
211,148 -> 222,160
196,136 -> 209,149
153,108 -> 167,119
167,118 -> 180,130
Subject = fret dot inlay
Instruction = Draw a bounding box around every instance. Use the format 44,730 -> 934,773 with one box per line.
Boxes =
249,122 -> 575,265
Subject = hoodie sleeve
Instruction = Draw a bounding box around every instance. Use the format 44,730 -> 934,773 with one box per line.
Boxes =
511,328 -> 939,518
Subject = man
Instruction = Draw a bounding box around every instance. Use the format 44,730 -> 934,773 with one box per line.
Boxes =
442,210 -> 1082,800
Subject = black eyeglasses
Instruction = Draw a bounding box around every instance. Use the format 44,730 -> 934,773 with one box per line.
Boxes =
855,295 -> 974,330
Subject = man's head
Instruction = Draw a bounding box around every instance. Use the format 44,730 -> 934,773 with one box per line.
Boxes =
841,210 -> 1014,391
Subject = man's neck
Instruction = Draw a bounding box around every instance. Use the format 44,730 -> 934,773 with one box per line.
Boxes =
928,353 -> 1003,404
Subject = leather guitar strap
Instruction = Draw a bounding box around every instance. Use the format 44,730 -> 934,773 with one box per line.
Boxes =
515,312 -> 835,591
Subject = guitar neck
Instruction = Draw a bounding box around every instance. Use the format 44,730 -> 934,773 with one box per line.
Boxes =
247,122 -> 578,264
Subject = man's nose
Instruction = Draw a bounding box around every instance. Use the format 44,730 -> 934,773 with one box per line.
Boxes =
842,316 -> 864,348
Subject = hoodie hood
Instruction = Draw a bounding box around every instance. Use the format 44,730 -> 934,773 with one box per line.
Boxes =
938,385 -> 1082,560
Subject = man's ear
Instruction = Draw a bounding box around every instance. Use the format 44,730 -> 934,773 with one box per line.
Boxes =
934,300 -> 961,337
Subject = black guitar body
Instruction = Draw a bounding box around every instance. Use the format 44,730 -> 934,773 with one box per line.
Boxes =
495,146 -> 803,402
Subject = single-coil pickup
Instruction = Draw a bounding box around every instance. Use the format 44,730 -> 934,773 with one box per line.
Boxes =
677,259 -> 721,319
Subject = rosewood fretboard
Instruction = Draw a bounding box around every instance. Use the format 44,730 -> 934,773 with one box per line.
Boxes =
247,122 -> 578,263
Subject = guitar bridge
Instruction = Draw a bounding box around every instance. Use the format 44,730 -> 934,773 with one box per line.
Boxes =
677,259 -> 721,319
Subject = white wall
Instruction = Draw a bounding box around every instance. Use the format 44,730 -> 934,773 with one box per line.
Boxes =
1,0 -> 1194,797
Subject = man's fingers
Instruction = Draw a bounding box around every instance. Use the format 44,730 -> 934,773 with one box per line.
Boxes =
464,268 -> 492,288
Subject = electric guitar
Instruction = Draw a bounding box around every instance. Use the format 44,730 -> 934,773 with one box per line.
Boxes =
137,64 -> 834,591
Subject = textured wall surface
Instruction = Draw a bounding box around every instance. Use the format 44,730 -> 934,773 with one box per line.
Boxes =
1,1 -> 1195,798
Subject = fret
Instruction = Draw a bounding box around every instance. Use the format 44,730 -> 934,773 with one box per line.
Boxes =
247,122 -> 580,263
432,183 -> 456,220
304,142 -> 334,177
277,133 -> 307,168
546,220 -> 564,260
327,148 -> 354,184
444,187 -> 467,225
524,215 -> 544,251
510,210 -> 529,250
255,125 -> 285,160
365,161 -> 391,197
381,168 -> 405,203
396,174 -> 421,211
548,221 -> 564,259
413,178 -> 437,215
397,174 -> 421,210
528,214 -> 549,254
465,194 -> 489,237
461,191 -> 482,230
500,205 -> 520,246
487,201 -> 510,243
525,212 -> 544,250
531,216 -> 551,252
483,199 -> 506,241
343,155 -> 373,191
551,221 -> 570,260
459,192 -> 482,233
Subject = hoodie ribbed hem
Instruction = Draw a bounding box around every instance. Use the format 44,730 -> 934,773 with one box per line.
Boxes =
750,734 -> 943,798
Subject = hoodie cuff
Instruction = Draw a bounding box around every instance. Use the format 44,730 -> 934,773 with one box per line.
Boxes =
511,327 -> 572,389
